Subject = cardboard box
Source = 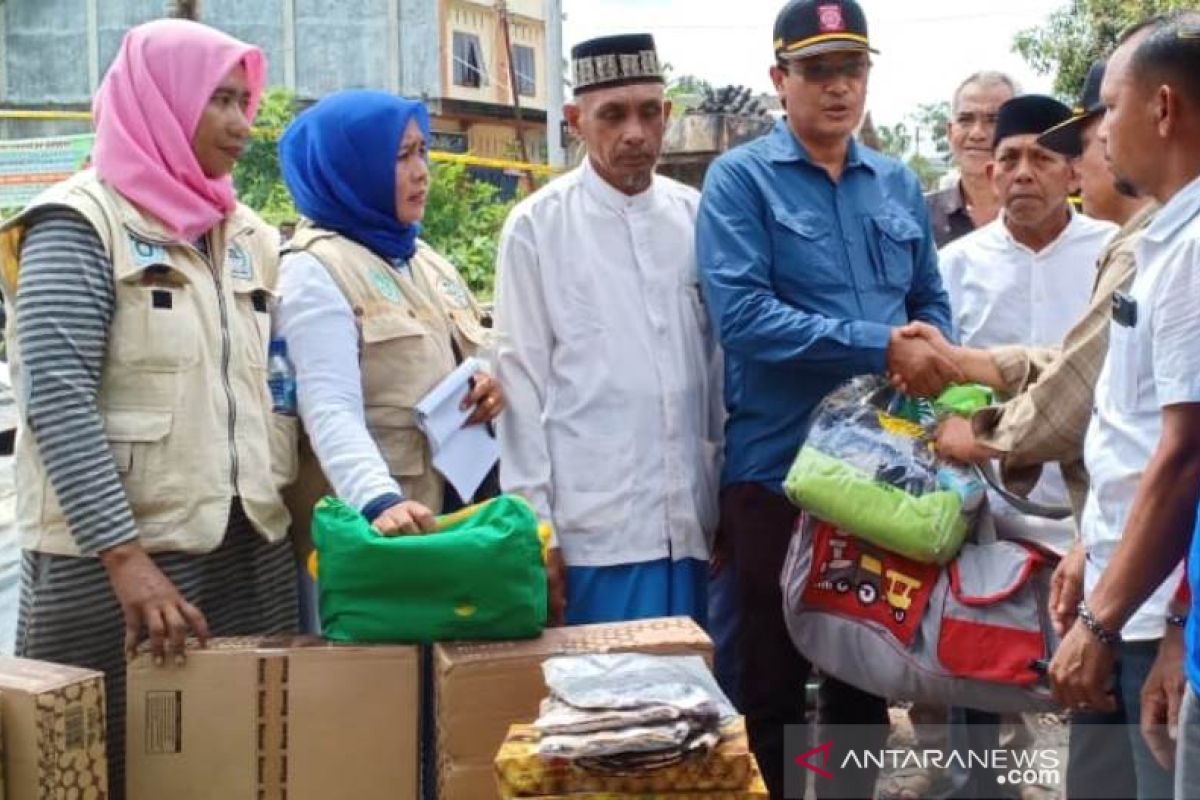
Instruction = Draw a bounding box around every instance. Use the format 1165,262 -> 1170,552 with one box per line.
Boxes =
497,764 -> 768,800
127,636 -> 419,800
495,719 -> 753,796
0,656 -> 107,800
435,617 -> 712,800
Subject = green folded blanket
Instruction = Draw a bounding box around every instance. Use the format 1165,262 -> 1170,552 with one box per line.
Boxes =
785,445 -> 968,565
312,494 -> 547,643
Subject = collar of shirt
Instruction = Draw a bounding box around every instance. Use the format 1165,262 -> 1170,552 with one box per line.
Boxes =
1144,172 -> 1200,245
995,205 -> 1086,257
763,117 -> 876,176
581,156 -> 659,214
934,182 -> 967,217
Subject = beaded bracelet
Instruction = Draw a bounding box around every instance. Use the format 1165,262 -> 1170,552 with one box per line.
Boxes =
1077,600 -> 1121,646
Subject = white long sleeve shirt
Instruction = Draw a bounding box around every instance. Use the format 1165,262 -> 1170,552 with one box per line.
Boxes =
274,252 -> 402,512
494,160 -> 723,568
939,211 -> 1116,552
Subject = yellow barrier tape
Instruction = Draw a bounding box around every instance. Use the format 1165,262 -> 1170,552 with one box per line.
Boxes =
429,151 -> 557,176
0,110 -> 559,176
0,110 -> 93,121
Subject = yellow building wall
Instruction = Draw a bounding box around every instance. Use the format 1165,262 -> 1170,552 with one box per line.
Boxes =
442,0 -> 548,112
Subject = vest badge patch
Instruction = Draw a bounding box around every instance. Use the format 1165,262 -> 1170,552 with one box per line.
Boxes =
226,244 -> 253,280
371,269 -> 403,304
128,233 -> 169,269
437,276 -> 470,309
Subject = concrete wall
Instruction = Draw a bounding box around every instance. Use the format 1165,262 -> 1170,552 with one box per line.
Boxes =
2,0 -> 92,104
0,0 -> 443,107
202,0 -> 288,89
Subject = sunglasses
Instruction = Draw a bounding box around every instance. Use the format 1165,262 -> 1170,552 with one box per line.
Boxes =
785,57 -> 872,83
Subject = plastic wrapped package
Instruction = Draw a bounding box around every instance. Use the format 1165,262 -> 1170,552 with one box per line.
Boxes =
784,376 -> 986,564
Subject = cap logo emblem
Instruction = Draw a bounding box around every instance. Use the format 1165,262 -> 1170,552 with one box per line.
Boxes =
817,4 -> 846,32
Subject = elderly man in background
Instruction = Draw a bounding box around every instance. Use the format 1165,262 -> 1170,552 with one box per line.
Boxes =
926,71 -> 1019,247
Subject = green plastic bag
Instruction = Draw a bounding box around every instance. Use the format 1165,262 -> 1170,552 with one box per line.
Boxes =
933,384 -> 994,417
783,376 -> 985,565
312,494 -> 547,643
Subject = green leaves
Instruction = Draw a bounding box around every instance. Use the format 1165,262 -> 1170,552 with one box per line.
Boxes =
234,87 -> 299,225
1014,0 -> 1194,99
420,162 -> 519,300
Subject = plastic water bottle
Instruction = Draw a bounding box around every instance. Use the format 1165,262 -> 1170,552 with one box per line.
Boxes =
267,338 -> 297,416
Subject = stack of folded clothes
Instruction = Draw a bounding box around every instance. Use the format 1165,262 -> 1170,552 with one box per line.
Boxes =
493,654 -> 767,799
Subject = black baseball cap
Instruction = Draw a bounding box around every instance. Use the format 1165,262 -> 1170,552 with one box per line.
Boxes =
1037,61 -> 1106,157
773,0 -> 879,61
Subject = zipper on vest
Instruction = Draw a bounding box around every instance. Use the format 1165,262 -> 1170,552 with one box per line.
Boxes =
205,239 -> 241,494
126,226 -> 245,494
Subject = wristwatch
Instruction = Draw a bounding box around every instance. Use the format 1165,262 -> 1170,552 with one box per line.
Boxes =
1077,600 -> 1121,646
1167,612 -> 1188,630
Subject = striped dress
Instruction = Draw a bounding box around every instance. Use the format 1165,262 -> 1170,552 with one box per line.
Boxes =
12,209 -> 298,799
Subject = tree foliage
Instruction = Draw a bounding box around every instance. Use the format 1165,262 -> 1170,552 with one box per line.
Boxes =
873,102 -> 952,191
420,162 -> 518,299
233,87 -> 299,225
1013,0 -> 1194,98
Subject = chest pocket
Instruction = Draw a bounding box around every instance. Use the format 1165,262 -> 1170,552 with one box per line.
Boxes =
360,309 -> 446,409
867,211 -> 923,290
771,209 -> 842,287
110,265 -> 200,373
232,281 -> 273,370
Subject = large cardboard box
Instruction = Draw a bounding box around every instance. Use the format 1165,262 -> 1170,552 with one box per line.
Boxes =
0,656 -> 106,800
434,617 -> 712,800
127,636 -> 419,800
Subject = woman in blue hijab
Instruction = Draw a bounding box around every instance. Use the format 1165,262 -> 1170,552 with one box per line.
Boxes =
275,91 -> 504,549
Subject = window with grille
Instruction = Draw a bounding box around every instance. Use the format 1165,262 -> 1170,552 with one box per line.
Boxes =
514,45 -> 537,97
453,31 -> 487,88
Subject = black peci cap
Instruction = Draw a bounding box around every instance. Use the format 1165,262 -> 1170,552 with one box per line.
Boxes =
993,95 -> 1074,150
571,34 -> 664,95
773,0 -> 878,61
1038,61 -> 1106,157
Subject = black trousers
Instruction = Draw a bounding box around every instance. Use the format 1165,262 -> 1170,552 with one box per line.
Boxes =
722,482 -> 889,799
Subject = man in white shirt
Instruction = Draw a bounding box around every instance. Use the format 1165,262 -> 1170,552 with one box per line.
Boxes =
938,94 -> 1118,555
494,34 -> 721,627
932,94 -> 1116,800
1045,14 -> 1200,798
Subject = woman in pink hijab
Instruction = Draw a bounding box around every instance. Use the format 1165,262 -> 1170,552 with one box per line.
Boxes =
0,20 -> 297,795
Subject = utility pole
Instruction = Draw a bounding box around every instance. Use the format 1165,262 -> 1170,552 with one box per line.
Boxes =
497,0 -> 531,165
544,0 -> 566,168
173,0 -> 201,19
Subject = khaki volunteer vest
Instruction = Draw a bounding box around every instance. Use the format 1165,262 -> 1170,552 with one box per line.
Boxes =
283,222 -> 492,540
0,170 -> 296,557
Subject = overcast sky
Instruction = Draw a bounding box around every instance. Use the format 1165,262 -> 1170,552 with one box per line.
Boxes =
561,0 -> 1060,125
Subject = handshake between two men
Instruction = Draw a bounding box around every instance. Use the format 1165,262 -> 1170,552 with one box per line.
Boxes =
885,322 -> 1002,465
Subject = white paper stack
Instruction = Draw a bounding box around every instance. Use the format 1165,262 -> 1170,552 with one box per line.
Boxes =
414,357 -> 500,502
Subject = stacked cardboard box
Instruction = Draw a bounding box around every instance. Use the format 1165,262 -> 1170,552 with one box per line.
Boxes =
495,719 -> 765,797
434,617 -> 712,799
127,636 -> 419,800
0,656 -> 107,800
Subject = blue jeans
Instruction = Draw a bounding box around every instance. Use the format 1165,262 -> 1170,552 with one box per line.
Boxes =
1069,639 -> 1175,800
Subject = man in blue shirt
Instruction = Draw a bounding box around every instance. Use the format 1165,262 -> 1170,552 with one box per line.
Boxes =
696,1 -> 956,795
